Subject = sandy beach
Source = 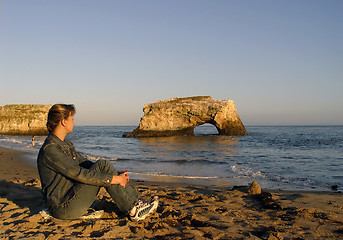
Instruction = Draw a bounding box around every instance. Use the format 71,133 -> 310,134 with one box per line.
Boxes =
0,147 -> 342,239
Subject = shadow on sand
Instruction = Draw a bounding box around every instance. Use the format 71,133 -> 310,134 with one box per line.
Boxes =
0,179 -> 44,214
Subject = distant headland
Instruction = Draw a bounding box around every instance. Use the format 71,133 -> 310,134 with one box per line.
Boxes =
123,96 -> 247,138
0,104 -> 52,135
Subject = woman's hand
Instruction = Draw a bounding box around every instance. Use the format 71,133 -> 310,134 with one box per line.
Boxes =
111,170 -> 129,188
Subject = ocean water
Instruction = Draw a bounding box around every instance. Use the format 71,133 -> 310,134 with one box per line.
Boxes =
1,125 -> 342,191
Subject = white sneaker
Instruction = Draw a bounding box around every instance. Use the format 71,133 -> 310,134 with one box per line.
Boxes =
130,196 -> 159,221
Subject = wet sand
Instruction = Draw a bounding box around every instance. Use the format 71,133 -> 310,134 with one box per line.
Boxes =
0,147 -> 342,239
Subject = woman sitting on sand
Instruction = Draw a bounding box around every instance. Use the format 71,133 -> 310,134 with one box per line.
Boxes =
37,104 -> 158,220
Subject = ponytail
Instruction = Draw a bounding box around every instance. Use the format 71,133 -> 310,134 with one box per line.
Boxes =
47,104 -> 76,133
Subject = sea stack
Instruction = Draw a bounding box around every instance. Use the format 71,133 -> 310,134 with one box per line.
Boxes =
123,96 -> 247,138
0,104 -> 52,135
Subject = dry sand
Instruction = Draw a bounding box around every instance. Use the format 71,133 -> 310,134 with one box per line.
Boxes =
0,147 -> 342,239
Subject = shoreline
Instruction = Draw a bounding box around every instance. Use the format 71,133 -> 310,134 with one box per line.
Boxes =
0,145 -> 342,195
0,145 -> 339,193
1,147 -> 343,239
1,128 -> 341,192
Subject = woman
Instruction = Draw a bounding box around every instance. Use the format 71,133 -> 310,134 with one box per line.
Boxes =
37,104 -> 158,220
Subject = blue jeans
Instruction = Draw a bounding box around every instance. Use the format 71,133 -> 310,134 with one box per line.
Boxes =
49,160 -> 140,219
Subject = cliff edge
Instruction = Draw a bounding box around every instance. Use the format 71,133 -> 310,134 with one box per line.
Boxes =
123,96 -> 247,138
0,104 -> 52,135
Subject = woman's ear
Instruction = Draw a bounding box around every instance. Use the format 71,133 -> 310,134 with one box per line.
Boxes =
60,119 -> 66,127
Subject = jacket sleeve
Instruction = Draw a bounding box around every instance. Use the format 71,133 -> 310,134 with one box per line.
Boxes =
41,143 -> 113,187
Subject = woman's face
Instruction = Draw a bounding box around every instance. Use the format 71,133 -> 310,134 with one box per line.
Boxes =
64,114 -> 75,134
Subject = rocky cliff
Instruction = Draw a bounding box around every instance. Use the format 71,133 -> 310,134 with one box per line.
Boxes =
123,96 -> 247,137
0,104 -> 52,135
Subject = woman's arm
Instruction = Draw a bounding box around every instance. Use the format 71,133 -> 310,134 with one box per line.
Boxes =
41,144 -> 113,187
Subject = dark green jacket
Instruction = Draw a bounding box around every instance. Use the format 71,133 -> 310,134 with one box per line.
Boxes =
37,133 -> 112,207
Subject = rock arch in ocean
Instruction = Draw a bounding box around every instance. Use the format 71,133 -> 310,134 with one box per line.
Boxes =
123,96 -> 247,138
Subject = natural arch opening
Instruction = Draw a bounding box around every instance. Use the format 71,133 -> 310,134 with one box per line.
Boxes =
194,123 -> 219,136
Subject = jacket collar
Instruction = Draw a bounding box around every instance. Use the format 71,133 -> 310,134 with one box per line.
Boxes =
48,133 -> 68,146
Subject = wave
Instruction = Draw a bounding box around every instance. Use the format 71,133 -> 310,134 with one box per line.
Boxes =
129,172 -> 219,180
84,156 -> 228,165
164,159 -> 227,165
265,174 -> 319,188
231,165 -> 263,178
84,154 -> 119,162
230,165 -> 326,189
130,171 -> 218,180
0,136 -> 45,152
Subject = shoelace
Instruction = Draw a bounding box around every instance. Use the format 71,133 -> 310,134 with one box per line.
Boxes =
136,199 -> 153,208
135,199 -> 155,217
137,203 -> 154,217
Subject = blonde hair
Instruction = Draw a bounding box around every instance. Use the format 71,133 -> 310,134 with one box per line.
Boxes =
47,104 -> 76,132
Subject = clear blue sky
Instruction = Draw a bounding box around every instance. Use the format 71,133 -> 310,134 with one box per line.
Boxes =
1,0 -> 342,126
